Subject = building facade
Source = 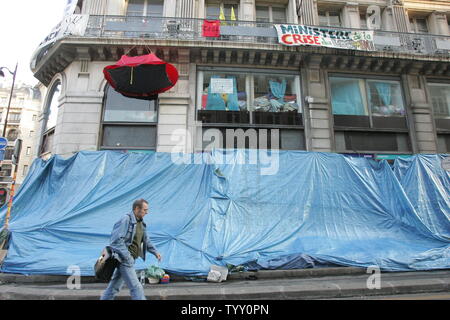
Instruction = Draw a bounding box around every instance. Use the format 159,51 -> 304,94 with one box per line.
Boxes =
30,0 -> 450,160
0,83 -> 42,188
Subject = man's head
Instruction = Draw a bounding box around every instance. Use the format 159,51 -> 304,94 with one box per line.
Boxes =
132,199 -> 149,220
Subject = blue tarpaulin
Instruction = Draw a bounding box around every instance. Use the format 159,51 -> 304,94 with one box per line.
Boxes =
0,150 -> 449,276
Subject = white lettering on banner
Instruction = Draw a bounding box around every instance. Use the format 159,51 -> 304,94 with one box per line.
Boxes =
274,24 -> 376,52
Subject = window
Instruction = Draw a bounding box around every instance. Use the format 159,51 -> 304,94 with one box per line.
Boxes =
330,76 -> 410,153
100,85 -> 158,150
6,129 -> 18,141
29,131 -> 34,137
23,165 -> 29,176
32,114 -> 37,121
429,83 -> 450,118
126,0 -> 164,17
40,81 -> 61,155
8,113 -> 21,123
197,69 -> 304,150
428,83 -> 450,152
206,2 -> 238,20
360,13 -> 367,29
319,10 -> 341,27
256,5 -> 287,24
4,147 -> 13,160
409,17 -> 428,33
26,147 -> 31,155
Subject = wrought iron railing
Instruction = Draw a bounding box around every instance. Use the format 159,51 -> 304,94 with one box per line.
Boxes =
81,15 -> 450,56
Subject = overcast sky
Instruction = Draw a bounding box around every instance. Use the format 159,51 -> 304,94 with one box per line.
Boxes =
0,1 -> 67,86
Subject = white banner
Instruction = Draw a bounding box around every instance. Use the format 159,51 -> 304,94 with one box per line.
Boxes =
274,24 -> 376,52
30,15 -> 89,69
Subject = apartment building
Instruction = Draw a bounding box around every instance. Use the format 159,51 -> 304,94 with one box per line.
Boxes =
30,0 -> 450,160
0,83 -> 41,188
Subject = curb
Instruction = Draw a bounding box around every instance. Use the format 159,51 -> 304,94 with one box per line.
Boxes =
0,267 -> 367,284
0,274 -> 449,300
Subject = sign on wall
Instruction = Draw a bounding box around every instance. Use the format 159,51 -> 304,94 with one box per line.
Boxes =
274,24 -> 376,52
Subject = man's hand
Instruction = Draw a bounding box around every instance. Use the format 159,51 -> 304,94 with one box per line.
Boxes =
156,253 -> 162,262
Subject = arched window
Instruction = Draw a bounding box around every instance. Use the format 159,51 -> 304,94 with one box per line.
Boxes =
100,85 -> 158,150
40,81 -> 61,155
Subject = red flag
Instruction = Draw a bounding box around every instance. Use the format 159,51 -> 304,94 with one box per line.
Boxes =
202,20 -> 220,37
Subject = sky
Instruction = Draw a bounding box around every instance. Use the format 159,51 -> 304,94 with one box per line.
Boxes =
0,1 -> 67,87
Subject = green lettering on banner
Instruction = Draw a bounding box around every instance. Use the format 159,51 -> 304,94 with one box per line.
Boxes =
375,154 -> 412,160
280,25 -> 294,34
297,25 -> 308,35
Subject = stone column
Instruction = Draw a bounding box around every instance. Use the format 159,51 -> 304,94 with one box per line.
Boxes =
428,12 -> 450,36
84,0 -> 107,15
304,56 -> 332,152
157,49 -> 191,153
401,64 -> 438,153
341,2 -> 360,29
240,0 -> 255,21
298,0 -> 317,25
53,55 -> 104,157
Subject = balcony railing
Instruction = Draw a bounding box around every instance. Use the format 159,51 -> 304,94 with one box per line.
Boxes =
83,15 -> 450,56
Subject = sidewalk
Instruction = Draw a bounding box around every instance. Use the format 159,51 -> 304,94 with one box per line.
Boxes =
1,267 -> 449,300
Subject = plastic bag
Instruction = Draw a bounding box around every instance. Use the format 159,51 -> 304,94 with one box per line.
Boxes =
145,265 -> 165,279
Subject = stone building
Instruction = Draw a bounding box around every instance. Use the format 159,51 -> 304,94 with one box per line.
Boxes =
0,83 -> 41,188
30,0 -> 450,160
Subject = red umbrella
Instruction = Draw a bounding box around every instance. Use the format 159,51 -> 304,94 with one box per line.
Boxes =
103,53 -> 179,100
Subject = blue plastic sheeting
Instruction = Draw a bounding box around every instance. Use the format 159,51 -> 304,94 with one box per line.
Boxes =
394,155 -> 450,241
0,150 -> 449,276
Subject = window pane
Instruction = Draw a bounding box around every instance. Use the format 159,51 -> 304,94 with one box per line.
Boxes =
206,4 -> 219,19
224,4 -> 238,20
127,0 -> 145,16
360,14 -> 367,29
330,77 -> 368,115
416,18 -> 428,33
252,74 -> 299,113
328,12 -> 341,27
429,84 -> 450,118
367,80 -> 405,116
201,72 -> 247,111
102,125 -> 157,148
147,0 -> 164,16
45,82 -> 61,132
104,86 -> 157,122
318,11 -> 328,26
272,7 -> 286,24
256,6 -> 270,22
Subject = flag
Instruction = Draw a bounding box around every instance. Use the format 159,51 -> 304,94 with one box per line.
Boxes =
231,6 -> 236,21
219,5 -> 226,21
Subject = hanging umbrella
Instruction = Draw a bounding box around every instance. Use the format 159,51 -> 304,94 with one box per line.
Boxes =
103,53 -> 179,100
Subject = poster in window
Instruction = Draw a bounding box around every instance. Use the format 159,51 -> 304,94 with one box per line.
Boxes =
210,78 -> 234,94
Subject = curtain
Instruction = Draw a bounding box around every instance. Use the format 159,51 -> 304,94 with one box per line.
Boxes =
374,82 -> 392,106
331,80 -> 365,115
269,79 -> 287,102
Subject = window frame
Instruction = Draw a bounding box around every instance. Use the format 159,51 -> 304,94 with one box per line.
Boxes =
318,9 -> 342,27
99,85 -> 159,151
196,67 -> 305,151
255,4 -> 287,24
39,80 -> 61,156
205,1 -> 240,20
126,0 -> 164,17
328,73 -> 412,154
196,67 -> 303,128
427,80 -> 450,136
409,15 -> 429,34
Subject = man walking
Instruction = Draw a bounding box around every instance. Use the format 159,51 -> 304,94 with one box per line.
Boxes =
101,199 -> 162,300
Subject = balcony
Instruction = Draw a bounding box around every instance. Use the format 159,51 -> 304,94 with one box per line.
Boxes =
83,15 -> 450,56
32,15 -> 450,85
